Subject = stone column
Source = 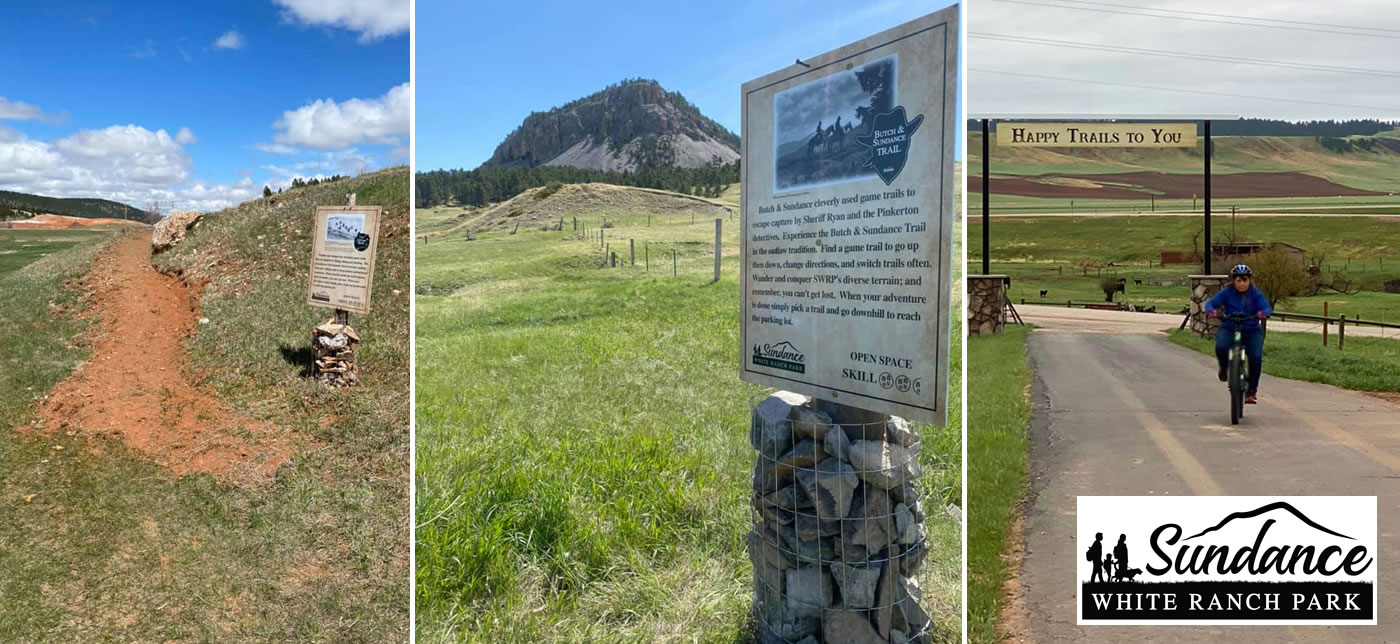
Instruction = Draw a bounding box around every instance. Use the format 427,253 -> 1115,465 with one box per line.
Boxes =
966,275 -> 1007,336
1188,275 -> 1230,337
749,392 -> 933,644
312,317 -> 360,386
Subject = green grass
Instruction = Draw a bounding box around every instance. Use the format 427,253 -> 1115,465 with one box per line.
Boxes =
970,215 -> 1400,319
966,326 -> 1032,644
0,228 -> 119,279
1169,329 -> 1400,393
415,201 -> 962,641
0,169 -> 409,641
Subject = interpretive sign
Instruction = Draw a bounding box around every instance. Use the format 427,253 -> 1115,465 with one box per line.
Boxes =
307,205 -> 381,314
997,121 -> 1197,148
739,6 -> 956,424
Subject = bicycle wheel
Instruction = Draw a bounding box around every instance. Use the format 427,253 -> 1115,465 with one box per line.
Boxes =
1229,347 -> 1243,424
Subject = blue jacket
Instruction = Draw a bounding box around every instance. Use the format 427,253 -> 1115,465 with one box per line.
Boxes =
1205,285 -> 1273,331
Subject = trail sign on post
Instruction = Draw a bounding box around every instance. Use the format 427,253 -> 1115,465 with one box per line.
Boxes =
739,6 -> 956,424
308,202 -> 381,315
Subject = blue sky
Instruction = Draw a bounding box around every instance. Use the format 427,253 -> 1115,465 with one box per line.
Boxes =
0,1 -> 408,211
415,0 -> 962,171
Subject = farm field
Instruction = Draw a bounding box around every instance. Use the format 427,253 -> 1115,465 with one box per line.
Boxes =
0,228 -> 121,279
966,131 -> 1400,214
969,214 -> 1400,321
414,184 -> 963,642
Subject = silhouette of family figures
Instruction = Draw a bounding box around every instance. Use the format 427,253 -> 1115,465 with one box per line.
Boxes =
1086,533 -> 1142,582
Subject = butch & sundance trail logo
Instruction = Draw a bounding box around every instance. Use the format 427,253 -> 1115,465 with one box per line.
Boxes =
1077,496 -> 1376,625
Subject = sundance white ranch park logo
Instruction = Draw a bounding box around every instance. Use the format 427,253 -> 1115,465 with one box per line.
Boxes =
1078,496 -> 1376,625
751,341 -> 805,374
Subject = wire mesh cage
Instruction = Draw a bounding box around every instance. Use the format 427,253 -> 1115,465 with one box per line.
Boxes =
748,392 -> 934,643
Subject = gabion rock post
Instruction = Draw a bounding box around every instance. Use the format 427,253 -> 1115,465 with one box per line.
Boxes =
749,391 -> 933,643
312,317 -> 359,386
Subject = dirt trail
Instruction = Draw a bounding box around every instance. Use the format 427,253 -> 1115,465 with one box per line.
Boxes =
37,233 -> 289,485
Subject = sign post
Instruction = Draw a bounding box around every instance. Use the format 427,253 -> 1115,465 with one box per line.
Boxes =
307,193 -> 381,386
741,7 -> 955,643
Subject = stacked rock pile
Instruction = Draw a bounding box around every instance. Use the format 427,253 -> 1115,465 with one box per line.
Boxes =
749,391 -> 933,644
312,318 -> 359,386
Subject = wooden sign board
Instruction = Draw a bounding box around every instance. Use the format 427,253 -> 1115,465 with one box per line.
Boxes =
307,205 -> 381,314
739,6 -> 957,425
997,122 -> 1197,147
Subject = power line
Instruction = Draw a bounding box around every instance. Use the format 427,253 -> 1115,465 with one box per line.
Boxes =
971,32 -> 1400,78
970,68 -> 1400,113
986,0 -> 1400,41
1030,0 -> 1400,35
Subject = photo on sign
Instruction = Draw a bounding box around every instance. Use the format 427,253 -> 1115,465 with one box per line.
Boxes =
326,213 -> 365,243
773,54 -> 896,193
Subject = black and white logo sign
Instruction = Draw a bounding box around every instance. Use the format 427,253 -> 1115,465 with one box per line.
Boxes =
751,341 -> 805,374
1078,496 -> 1376,625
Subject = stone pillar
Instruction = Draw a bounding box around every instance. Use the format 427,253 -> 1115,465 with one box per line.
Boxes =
966,275 -> 1007,336
312,317 -> 359,386
749,392 -> 933,644
1188,275 -> 1230,337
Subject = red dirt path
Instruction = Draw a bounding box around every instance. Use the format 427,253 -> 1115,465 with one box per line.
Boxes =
36,233 -> 290,485
969,171 -> 1386,200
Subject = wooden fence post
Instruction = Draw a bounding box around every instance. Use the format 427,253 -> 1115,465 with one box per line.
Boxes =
1323,302 -> 1329,347
1339,315 -> 1346,351
630,239 -> 635,266
713,218 -> 722,283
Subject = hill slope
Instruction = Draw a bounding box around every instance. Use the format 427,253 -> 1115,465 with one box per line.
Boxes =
0,190 -> 154,223
426,182 -> 734,237
484,79 -> 740,171
968,132 -> 1400,194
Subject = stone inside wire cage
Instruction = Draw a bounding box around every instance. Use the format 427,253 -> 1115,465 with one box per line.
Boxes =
748,391 -> 934,643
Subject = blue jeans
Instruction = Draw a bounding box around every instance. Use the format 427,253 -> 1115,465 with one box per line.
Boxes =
1216,326 -> 1264,394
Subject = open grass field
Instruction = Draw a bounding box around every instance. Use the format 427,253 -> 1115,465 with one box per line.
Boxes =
0,228 -> 119,279
965,327 -> 1032,644
970,215 -> 1400,320
415,186 -> 962,641
0,168 -> 409,641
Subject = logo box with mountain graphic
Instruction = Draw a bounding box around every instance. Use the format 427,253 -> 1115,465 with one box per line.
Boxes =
1077,496 -> 1376,625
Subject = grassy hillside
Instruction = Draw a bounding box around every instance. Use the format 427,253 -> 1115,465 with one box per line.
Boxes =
0,190 -> 153,222
0,168 -> 409,641
418,182 -> 733,239
967,132 -> 1400,214
415,187 -> 962,641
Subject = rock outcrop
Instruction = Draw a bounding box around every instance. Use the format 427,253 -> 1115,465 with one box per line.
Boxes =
151,210 -> 203,253
484,79 -> 740,171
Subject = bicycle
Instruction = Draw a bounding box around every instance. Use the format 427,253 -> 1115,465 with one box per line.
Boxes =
1217,313 -> 1259,425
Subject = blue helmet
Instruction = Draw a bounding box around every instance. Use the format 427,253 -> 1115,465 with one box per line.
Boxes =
1231,264 -> 1252,278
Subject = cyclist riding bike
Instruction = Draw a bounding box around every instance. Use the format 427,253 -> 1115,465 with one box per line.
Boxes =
1205,264 -> 1272,404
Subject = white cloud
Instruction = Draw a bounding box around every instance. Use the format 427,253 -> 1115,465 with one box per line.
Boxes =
0,97 -> 62,123
272,0 -> 408,42
254,142 -> 300,154
213,29 -> 245,50
0,125 -> 260,212
175,127 -> 198,145
272,83 -> 409,149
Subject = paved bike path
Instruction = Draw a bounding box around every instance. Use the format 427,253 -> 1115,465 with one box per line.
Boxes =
1017,331 -> 1400,643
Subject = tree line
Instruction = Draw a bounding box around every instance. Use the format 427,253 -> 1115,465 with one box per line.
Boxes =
415,159 -> 740,208
263,174 -> 349,198
969,118 -> 1399,138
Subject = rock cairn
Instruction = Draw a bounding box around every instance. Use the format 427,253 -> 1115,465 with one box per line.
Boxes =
749,391 -> 933,643
966,275 -> 1007,336
1187,275 -> 1230,337
151,210 -> 203,253
312,318 -> 359,386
